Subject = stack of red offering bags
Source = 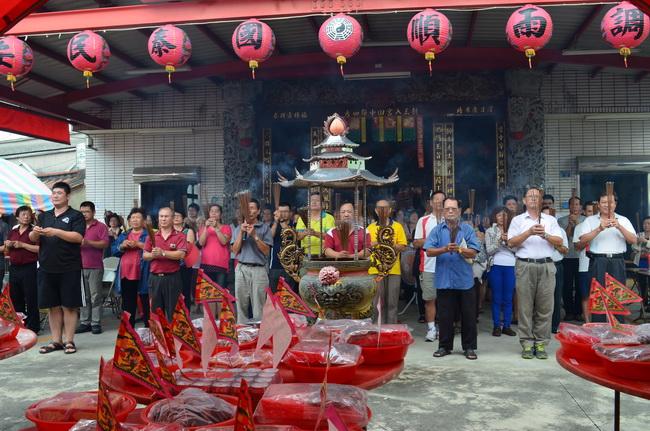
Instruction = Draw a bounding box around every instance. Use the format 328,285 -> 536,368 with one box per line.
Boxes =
209,349 -> 274,369
143,388 -> 236,428
254,383 -> 370,430
338,324 -> 413,365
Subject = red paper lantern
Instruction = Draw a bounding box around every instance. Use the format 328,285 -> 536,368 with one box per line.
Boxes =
505,4 -> 553,68
0,36 -> 33,91
232,18 -> 275,79
601,1 -> 650,68
148,25 -> 192,83
406,9 -> 453,75
318,13 -> 363,76
67,30 -> 110,88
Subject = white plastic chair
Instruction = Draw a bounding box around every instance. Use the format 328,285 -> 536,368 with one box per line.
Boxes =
102,256 -> 121,315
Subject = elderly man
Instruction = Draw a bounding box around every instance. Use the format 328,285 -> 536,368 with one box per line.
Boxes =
579,191 -> 636,323
425,197 -> 480,360
232,198 -> 273,322
30,182 -> 85,355
413,190 -> 445,342
324,202 -> 371,259
508,187 -> 564,359
367,199 -> 407,324
143,207 -> 187,321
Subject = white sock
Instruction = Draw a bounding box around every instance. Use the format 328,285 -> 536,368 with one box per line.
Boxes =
427,322 -> 435,329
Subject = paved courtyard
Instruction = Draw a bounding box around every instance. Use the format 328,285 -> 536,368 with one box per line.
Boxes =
1,304 -> 649,431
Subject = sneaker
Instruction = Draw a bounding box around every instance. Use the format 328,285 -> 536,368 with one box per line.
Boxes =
91,325 -> 103,335
75,324 -> 92,334
425,326 -> 438,342
502,327 -> 517,336
521,346 -> 534,359
535,344 -> 548,359
492,327 -> 502,337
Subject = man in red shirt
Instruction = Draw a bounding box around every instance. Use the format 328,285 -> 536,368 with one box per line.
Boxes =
77,201 -> 109,335
1,206 -> 39,333
324,203 -> 371,259
143,207 -> 187,321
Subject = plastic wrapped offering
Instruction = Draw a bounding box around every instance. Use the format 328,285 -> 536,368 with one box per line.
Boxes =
339,324 -> 413,347
145,388 -> 236,428
285,341 -> 361,366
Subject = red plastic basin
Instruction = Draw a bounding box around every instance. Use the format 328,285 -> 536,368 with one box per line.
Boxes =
290,361 -> 360,384
360,343 -> 410,365
142,394 -> 238,430
602,358 -> 650,381
25,391 -> 136,431
555,333 -> 598,363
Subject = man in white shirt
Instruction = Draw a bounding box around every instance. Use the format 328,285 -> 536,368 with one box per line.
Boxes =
508,187 -> 564,359
543,207 -> 569,333
573,200 -> 597,323
413,190 -> 445,342
578,191 -> 636,322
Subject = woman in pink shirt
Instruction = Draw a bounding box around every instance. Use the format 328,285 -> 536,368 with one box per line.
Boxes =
198,204 -> 232,289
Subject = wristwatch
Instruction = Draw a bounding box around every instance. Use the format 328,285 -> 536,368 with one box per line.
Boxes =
162,251 -> 166,257
543,232 -> 548,239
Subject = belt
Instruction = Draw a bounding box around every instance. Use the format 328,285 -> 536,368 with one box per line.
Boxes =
589,252 -> 625,259
240,262 -> 264,267
517,257 -> 553,264
151,272 -> 178,277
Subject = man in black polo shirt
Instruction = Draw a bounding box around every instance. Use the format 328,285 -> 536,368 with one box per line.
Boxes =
30,181 -> 85,355
269,202 -> 296,292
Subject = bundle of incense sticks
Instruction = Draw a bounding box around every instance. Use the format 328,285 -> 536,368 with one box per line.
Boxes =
237,190 -> 252,223
145,221 -> 156,247
272,183 -> 281,210
337,220 -> 351,251
377,206 -> 390,226
297,206 -> 309,227
468,189 -> 476,216
606,181 -> 615,218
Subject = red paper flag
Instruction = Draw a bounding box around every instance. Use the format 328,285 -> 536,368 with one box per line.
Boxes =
171,294 -> 201,355
275,276 -> 316,318
255,289 -> 293,368
195,269 -> 236,304
97,358 -> 121,431
233,378 -> 255,431
605,273 -> 642,305
256,294 -> 277,351
0,283 -> 22,326
148,315 -> 169,357
113,312 -> 170,398
154,346 -> 177,388
218,297 -> 239,354
202,302 -> 220,369
589,279 -> 629,315
152,308 -> 176,359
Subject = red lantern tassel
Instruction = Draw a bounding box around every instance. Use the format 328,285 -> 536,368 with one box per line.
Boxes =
620,47 -> 631,68
165,65 -> 175,84
83,70 -> 93,89
524,48 -> 536,69
7,74 -> 15,91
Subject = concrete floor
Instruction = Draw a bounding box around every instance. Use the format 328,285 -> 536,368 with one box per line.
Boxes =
1,304 -> 649,431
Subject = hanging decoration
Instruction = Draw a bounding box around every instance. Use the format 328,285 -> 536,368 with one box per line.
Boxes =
601,1 -> 649,68
0,36 -> 33,91
406,8 -> 453,76
318,13 -> 363,76
147,24 -> 192,83
505,4 -> 553,68
67,30 -> 111,88
232,18 -> 275,79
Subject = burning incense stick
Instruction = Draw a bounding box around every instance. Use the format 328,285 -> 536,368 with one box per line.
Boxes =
337,220 -> 351,252
272,183 -> 281,210
145,221 -> 156,247
468,189 -> 475,216
606,181 -> 615,219
377,206 -> 390,227
297,207 -> 309,227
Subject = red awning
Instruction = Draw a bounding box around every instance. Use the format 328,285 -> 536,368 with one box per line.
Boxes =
0,0 -> 48,35
0,105 -> 70,144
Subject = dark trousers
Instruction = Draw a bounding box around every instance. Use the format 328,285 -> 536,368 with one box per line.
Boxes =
121,278 -> 149,328
9,263 -> 39,332
438,286 -> 477,351
149,272 -> 182,322
180,266 -> 194,310
562,258 -> 581,316
269,268 -> 296,293
552,261 -> 564,332
589,256 -> 626,323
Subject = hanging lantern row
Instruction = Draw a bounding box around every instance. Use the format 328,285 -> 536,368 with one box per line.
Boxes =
0,2 -> 648,89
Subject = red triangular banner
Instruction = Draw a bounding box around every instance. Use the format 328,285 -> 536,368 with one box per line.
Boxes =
274,276 -> 316,318
171,294 -> 201,356
233,378 -> 255,431
218,296 -> 239,354
152,308 -> 176,359
113,313 -> 170,398
0,283 -> 22,326
589,279 -> 629,315
195,269 -> 236,304
605,273 -> 642,305
97,358 -> 121,431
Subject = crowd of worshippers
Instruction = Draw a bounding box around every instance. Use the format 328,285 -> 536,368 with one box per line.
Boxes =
1,181 -> 647,360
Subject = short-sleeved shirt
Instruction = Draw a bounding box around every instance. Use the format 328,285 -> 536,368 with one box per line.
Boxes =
7,225 -> 38,266
200,224 -> 232,270
144,229 -> 187,274
324,226 -> 371,254
580,214 -> 636,254
558,215 -> 585,259
81,219 -> 109,269
414,214 -> 438,273
507,211 -> 563,259
423,221 -> 480,290
37,207 -> 85,273
120,230 -> 144,280
270,221 -> 294,269
551,228 -> 569,263
295,211 -> 336,256
573,222 -> 590,272
367,221 -> 408,275
232,222 -> 273,266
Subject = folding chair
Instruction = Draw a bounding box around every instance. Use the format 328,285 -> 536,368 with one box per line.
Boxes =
102,256 -> 121,316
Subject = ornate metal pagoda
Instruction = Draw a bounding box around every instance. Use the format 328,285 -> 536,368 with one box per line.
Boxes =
277,114 -> 399,319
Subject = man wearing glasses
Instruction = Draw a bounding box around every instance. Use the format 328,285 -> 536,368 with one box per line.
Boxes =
424,197 -> 480,360
508,187 -> 564,359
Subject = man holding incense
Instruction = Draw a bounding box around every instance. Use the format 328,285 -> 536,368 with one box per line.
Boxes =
324,202 -> 371,259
